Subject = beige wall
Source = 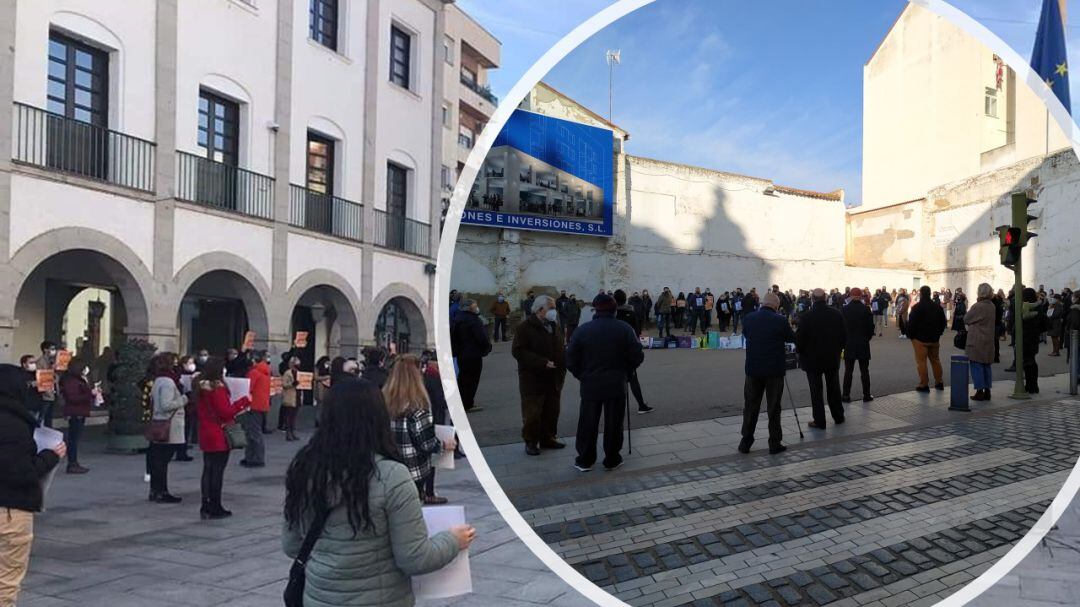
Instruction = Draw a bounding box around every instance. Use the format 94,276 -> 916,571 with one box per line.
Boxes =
862,4 -> 1069,210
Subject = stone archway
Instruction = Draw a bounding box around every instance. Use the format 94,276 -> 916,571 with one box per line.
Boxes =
370,283 -> 429,353
5,228 -> 154,362
170,252 -> 272,356
286,269 -> 362,360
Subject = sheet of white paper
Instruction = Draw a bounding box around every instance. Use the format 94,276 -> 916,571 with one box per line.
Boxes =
224,377 -> 250,403
180,374 -> 193,393
412,506 -> 471,600
433,425 -> 455,470
34,426 -> 64,510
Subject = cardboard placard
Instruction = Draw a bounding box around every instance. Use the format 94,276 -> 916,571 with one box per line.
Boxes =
433,425 -> 456,470
296,371 -> 313,391
293,331 -> 308,349
223,377 -> 250,404
241,331 -> 256,352
55,350 -> 72,372
412,506 -> 472,599
270,375 -> 283,396
36,369 -> 55,394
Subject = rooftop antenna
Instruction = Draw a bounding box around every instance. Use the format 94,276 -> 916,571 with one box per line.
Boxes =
605,49 -> 621,123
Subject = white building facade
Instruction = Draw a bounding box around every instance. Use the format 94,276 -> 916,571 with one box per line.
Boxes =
0,0 -> 458,363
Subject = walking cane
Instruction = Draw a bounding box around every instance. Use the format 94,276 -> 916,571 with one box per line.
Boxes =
626,380 -> 632,455
783,376 -> 805,439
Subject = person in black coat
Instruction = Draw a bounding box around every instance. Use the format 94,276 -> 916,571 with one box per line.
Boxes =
0,364 -> 65,605
361,347 -> 389,388
452,299 -> 491,413
906,285 -> 948,391
614,290 -> 653,414
842,288 -> 876,403
739,292 -> 796,455
796,289 -> 847,429
566,293 -> 644,472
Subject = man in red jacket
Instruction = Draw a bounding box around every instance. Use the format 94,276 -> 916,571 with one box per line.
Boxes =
241,351 -> 271,468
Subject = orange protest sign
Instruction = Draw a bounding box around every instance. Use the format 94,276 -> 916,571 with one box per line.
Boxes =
55,350 -> 72,372
293,331 -> 308,349
36,369 -> 55,394
241,331 -> 256,351
270,375 -> 283,396
296,371 -> 313,391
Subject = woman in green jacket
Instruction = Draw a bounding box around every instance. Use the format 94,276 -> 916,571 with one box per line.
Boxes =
283,379 -> 476,607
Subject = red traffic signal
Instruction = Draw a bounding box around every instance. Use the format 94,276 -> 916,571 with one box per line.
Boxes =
1003,227 -> 1021,246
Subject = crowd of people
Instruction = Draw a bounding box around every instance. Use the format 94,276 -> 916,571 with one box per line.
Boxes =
451,281 -> 1079,472
0,338 -> 472,606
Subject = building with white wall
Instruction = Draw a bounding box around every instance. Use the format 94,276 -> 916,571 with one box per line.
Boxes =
0,0 -> 461,364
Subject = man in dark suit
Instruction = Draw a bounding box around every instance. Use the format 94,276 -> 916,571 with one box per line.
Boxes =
512,295 -> 566,456
842,287 -> 876,403
796,289 -> 847,429
452,299 -> 491,412
739,292 -> 796,455
566,293 -> 644,472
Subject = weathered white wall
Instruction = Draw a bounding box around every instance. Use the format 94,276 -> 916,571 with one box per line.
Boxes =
285,232 -> 364,292
172,207 -> 274,286
372,251 -> 430,306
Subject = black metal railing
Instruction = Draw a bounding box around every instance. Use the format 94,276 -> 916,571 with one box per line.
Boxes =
373,209 -> 431,257
460,75 -> 498,105
288,184 -> 362,242
176,151 -> 274,219
12,102 -> 156,192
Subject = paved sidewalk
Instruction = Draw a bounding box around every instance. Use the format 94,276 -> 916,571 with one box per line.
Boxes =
487,373 -> 1080,606
16,427 -> 595,607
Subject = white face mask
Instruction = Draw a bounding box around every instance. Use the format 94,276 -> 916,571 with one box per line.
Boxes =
25,363 -> 36,372
545,308 -> 558,323
184,363 -> 196,373
81,368 -> 89,378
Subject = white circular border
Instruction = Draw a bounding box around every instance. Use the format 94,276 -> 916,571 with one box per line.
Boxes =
434,2 -> 1080,606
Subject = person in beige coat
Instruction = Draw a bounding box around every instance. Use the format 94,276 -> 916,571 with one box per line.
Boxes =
964,283 -> 997,401
149,353 -> 187,503
281,355 -> 300,441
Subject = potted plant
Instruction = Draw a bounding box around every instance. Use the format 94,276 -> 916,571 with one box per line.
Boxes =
106,338 -> 156,453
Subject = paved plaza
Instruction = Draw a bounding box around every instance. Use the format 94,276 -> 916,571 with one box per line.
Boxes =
468,325 -> 1069,447
481,372 -> 1080,607
16,425 -> 594,607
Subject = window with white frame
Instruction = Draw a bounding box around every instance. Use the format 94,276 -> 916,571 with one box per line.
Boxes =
309,0 -> 339,51
443,35 -> 454,65
390,25 -> 412,89
984,87 -> 998,118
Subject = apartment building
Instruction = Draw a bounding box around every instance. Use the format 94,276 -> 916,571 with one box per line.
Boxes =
0,0 -> 462,365
439,2 -> 499,221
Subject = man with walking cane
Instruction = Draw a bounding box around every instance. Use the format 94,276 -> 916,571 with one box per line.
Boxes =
739,291 -> 796,455
566,293 -> 644,472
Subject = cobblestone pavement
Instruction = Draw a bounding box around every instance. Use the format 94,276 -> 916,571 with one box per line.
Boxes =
490,374 -> 1080,607
16,426 -> 594,607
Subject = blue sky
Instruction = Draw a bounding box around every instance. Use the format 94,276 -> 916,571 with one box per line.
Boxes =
457,0 -> 1079,206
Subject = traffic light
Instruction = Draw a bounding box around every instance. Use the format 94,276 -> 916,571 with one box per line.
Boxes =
1012,193 -> 1038,245
998,226 -> 1022,269
998,193 -> 1038,270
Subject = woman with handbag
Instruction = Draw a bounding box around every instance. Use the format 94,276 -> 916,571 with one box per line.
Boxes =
283,379 -> 474,607
147,353 -> 187,503
59,361 -> 97,475
964,284 -> 997,401
196,357 -> 250,520
281,356 -> 300,441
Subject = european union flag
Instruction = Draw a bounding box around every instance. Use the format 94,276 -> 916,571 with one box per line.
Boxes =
1031,0 -> 1071,114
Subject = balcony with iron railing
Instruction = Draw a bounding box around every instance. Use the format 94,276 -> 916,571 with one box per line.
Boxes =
460,75 -> 498,106
372,208 -> 431,258
12,102 -> 156,192
175,151 -> 274,220
288,184 -> 362,242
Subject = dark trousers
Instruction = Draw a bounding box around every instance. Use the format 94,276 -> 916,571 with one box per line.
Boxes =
66,416 -> 85,465
628,370 -> 647,409
457,357 -> 483,409
420,469 -> 435,498
656,313 -> 670,337
283,406 -> 298,432
521,387 -> 561,445
575,398 -> 625,469
740,376 -> 783,449
1024,361 -> 1039,393
719,313 -> 729,332
733,311 -> 742,333
148,442 -> 175,495
843,357 -> 871,398
39,401 -> 54,428
240,411 -> 265,465
493,317 -> 508,341
806,369 -> 844,426
566,323 -> 578,342
687,309 -> 700,334
702,310 -> 712,331
183,407 -> 198,451
201,451 -> 230,508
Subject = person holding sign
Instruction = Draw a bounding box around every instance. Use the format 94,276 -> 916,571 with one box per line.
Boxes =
240,351 -> 271,468
196,358 -> 251,520
0,364 -> 66,606
283,380 -> 474,607
384,355 -> 456,505
34,342 -> 59,428
59,361 -> 97,475
281,356 -> 300,441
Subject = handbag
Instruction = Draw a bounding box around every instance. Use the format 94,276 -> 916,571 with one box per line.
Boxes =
144,414 -> 175,443
284,508 -> 330,607
954,330 -> 968,350
223,414 -> 247,450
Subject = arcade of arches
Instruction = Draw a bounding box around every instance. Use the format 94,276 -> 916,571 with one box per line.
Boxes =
4,246 -> 430,371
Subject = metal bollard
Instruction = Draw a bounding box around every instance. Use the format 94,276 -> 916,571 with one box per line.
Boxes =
949,355 -> 971,412
1071,330 -> 1079,396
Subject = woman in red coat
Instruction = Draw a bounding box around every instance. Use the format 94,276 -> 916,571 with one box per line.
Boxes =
195,357 -> 249,519
60,361 -> 97,474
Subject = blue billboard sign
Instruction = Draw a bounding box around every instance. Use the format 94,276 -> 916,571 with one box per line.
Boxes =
462,109 -> 614,237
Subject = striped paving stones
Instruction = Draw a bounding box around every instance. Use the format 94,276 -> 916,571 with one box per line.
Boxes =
497,388 -> 1080,607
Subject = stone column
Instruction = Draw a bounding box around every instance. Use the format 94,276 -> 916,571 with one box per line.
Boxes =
359,0 -> 381,347
0,0 -> 17,361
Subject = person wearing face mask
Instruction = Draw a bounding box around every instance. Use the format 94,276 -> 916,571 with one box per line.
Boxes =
361,349 -> 387,387
512,295 -> 566,456
147,353 -> 187,502
18,356 -> 44,423
281,356 -> 301,441
175,356 -> 198,461
452,299 -> 491,413
59,360 -> 97,474
34,341 -> 58,429
240,351 -> 271,469
489,292 -> 511,342
655,288 -> 673,338
194,349 -> 210,372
